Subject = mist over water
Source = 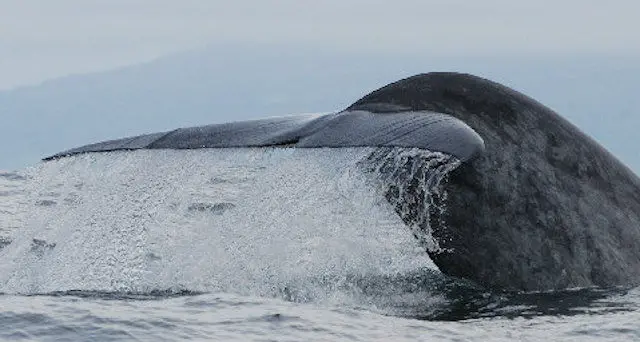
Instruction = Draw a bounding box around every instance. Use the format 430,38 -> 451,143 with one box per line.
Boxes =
0,148 -> 638,341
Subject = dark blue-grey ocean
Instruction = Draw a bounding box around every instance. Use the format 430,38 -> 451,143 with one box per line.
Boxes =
1,148 -> 638,341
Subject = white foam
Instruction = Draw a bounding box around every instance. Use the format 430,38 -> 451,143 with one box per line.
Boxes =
0,148 -> 441,298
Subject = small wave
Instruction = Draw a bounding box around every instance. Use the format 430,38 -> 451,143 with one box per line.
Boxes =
0,237 -> 11,250
0,172 -> 27,181
2,275 -> 633,321
435,286 -> 638,321
35,289 -> 204,301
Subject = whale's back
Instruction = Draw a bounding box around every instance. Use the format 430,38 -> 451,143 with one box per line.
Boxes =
43,72 -> 640,291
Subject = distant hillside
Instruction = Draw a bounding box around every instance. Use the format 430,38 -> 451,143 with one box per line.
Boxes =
0,43 -> 638,172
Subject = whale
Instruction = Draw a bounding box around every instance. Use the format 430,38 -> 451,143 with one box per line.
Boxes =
45,72 -> 640,291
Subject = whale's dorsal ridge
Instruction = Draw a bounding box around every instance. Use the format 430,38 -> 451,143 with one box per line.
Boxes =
347,72 -> 550,119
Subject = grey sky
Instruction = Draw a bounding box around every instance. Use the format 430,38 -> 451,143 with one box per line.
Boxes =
1,0 -> 639,90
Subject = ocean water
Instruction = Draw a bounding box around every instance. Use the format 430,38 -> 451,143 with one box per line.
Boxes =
0,148 -> 638,341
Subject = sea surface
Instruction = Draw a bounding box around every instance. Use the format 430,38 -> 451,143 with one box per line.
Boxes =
0,148 -> 638,341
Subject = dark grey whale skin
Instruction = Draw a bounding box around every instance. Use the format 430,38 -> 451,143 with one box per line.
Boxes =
351,73 -> 640,291
44,72 -> 640,291
44,111 -> 484,162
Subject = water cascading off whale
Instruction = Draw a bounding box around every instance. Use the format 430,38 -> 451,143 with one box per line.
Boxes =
45,72 -> 640,291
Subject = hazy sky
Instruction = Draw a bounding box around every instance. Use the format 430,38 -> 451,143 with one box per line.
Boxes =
1,0 -> 639,90
1,1 -> 639,171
